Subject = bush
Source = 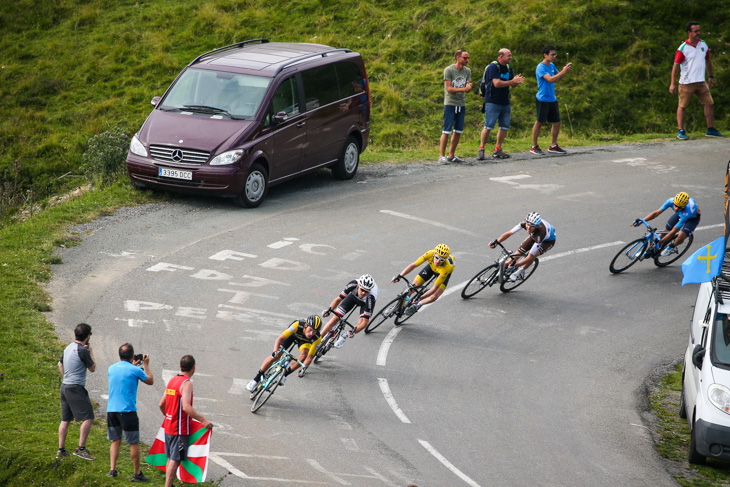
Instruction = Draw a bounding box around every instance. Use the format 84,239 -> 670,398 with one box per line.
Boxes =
81,128 -> 129,187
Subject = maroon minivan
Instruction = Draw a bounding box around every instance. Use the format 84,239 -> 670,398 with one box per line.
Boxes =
126,40 -> 370,207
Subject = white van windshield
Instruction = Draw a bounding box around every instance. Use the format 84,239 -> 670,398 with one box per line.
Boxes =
160,68 -> 271,119
712,313 -> 730,368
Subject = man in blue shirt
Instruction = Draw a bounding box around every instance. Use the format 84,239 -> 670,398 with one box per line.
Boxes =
531,46 -> 572,155
107,343 -> 154,481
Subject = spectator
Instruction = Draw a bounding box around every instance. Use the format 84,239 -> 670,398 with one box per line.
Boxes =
57,323 -> 96,460
530,45 -> 572,155
158,355 -> 212,487
107,343 -> 154,481
477,48 -> 525,160
439,49 -> 472,163
670,22 -> 724,139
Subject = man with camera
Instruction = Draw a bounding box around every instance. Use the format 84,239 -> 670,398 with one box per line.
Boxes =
106,343 -> 154,481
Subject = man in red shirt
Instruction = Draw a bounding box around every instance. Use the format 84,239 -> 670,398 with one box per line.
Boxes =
158,355 -> 212,487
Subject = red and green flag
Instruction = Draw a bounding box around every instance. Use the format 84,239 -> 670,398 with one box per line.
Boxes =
146,419 -> 212,483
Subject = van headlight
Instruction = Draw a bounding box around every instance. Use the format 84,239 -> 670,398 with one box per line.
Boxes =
129,135 -> 148,157
210,149 -> 244,166
708,384 -> 730,414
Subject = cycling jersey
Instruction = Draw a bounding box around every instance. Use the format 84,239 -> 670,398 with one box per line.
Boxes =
335,280 -> 378,320
281,320 -> 322,355
509,220 -> 556,256
660,197 -> 700,229
413,250 -> 455,290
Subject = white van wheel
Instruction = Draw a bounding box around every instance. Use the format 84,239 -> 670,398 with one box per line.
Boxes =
235,163 -> 268,208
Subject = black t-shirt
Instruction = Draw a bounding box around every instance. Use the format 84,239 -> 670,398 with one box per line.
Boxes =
484,62 -> 514,105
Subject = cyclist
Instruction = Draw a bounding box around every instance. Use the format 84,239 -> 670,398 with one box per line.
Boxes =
489,212 -> 556,281
393,243 -> 455,316
321,274 -> 378,348
635,191 -> 700,256
245,315 -> 322,392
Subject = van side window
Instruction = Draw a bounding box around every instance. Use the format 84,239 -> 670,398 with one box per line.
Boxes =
713,313 -> 730,367
336,62 -> 365,98
300,64 -> 339,110
264,77 -> 299,127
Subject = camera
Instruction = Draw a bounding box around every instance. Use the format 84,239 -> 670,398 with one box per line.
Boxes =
134,354 -> 144,363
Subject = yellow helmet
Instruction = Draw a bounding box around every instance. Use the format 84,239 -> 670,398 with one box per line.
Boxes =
674,192 -> 689,208
435,244 -> 450,258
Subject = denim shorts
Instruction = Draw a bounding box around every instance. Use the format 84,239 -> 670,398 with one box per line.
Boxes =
442,105 -> 466,134
483,102 -> 511,130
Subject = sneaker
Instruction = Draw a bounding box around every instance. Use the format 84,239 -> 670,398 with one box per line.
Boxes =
477,148 -> 485,160
447,155 -> 464,163
677,129 -> 688,140
548,145 -> 566,154
131,472 -> 149,482
530,145 -> 544,155
56,448 -> 71,459
245,379 -> 258,392
108,470 -> 118,478
73,448 -> 95,461
706,127 -> 724,138
333,335 -> 347,348
661,246 -> 678,257
509,268 -> 525,282
405,302 -> 421,316
492,148 -> 510,159
279,375 -> 287,386
437,156 -> 448,163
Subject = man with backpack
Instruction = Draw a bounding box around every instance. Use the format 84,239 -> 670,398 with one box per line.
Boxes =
477,49 -> 524,160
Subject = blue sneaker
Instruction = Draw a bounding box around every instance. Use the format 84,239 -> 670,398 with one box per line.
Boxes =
706,127 -> 724,138
677,129 -> 688,140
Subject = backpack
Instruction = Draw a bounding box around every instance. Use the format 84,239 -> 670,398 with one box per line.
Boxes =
478,61 -> 511,112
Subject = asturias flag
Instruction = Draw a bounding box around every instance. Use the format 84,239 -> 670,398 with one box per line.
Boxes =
146,419 -> 212,483
681,236 -> 725,286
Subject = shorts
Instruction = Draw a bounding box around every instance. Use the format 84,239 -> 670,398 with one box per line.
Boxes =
107,411 -> 141,444
415,265 -> 450,289
535,100 -> 561,124
666,213 -> 700,235
335,293 -> 367,319
483,103 -> 511,130
518,237 -> 556,256
678,82 -> 713,108
165,434 -> 190,462
60,384 -> 95,422
442,105 -> 466,134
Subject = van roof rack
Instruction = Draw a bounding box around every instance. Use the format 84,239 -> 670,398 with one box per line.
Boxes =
716,249 -> 730,305
274,49 -> 352,75
191,39 -> 270,65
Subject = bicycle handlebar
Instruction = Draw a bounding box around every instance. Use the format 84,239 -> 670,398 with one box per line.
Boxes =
632,218 -> 658,235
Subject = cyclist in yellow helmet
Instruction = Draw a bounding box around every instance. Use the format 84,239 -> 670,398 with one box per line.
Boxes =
634,192 -> 700,256
392,244 -> 455,315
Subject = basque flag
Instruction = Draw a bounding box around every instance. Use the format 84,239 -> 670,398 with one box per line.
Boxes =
681,236 -> 725,286
146,419 -> 211,483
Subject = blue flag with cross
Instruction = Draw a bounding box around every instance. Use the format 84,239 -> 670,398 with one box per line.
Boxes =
681,236 -> 725,286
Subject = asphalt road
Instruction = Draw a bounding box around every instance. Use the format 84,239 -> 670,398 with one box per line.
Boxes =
47,139 -> 729,486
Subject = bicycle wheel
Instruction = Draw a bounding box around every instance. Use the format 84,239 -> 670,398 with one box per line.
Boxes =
313,333 -> 332,364
654,233 -> 693,267
251,367 -> 284,413
461,264 -> 499,299
609,238 -> 647,274
394,288 -> 426,326
500,259 -> 539,292
365,296 -> 403,334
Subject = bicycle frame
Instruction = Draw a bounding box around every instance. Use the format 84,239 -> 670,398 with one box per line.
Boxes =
629,219 -> 661,259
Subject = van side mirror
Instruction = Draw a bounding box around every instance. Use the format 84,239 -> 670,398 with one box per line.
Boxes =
273,111 -> 287,124
692,344 -> 705,369
151,96 -> 161,106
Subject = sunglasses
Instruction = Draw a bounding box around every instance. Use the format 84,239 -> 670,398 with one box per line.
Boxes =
434,254 -> 447,263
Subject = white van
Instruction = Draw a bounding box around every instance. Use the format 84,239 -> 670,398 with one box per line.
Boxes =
680,256 -> 730,464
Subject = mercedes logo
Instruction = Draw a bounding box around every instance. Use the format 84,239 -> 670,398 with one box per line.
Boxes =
171,149 -> 184,162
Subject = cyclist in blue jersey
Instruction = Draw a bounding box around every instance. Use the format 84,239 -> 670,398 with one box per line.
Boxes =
635,191 -> 700,257
489,212 -> 556,282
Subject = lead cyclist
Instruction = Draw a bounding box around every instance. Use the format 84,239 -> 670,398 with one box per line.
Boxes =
489,212 -> 556,282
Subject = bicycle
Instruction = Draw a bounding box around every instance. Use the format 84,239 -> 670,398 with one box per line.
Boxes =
312,309 -> 356,364
364,275 -> 433,334
461,240 -> 540,298
609,218 -> 694,274
249,345 -> 306,413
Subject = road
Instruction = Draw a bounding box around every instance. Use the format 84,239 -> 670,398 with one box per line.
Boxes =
47,139 -> 728,486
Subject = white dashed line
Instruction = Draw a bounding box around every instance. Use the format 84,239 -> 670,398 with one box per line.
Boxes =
380,210 -> 481,237
418,439 -> 481,487
377,378 -> 411,424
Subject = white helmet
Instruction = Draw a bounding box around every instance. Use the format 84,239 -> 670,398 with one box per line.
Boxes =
357,274 -> 375,291
525,212 -> 542,226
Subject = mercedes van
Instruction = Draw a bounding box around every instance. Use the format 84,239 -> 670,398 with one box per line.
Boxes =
126,39 -> 370,207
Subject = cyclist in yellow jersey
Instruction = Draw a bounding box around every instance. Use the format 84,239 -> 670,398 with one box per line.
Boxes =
245,315 -> 322,392
393,244 -> 455,315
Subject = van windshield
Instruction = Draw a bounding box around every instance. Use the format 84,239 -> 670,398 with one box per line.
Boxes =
159,68 -> 271,119
712,313 -> 730,368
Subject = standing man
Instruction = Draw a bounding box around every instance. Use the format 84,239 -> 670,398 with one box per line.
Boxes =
107,343 -> 154,481
439,49 -> 472,163
530,46 -> 572,155
159,355 -> 212,487
670,22 -> 724,139
477,48 -> 525,160
57,323 -> 96,460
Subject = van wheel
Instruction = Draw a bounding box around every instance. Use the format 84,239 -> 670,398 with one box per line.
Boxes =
688,420 -> 706,464
332,136 -> 359,180
678,370 -> 687,419
234,163 -> 268,208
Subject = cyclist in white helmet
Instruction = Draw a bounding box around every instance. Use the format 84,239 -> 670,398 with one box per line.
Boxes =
321,274 -> 378,348
489,212 -> 556,281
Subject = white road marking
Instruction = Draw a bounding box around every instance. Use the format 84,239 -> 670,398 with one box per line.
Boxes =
540,241 -> 625,262
380,210 -> 481,237
378,378 -> 411,424
376,327 -> 402,366
218,304 -> 295,319
489,174 -> 531,182
697,223 -> 723,231
227,378 -> 248,395
340,438 -> 359,451
209,452 -> 326,483
418,439 -> 481,487
306,459 -> 349,485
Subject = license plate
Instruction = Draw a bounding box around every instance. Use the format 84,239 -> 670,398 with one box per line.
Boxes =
158,168 -> 192,180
